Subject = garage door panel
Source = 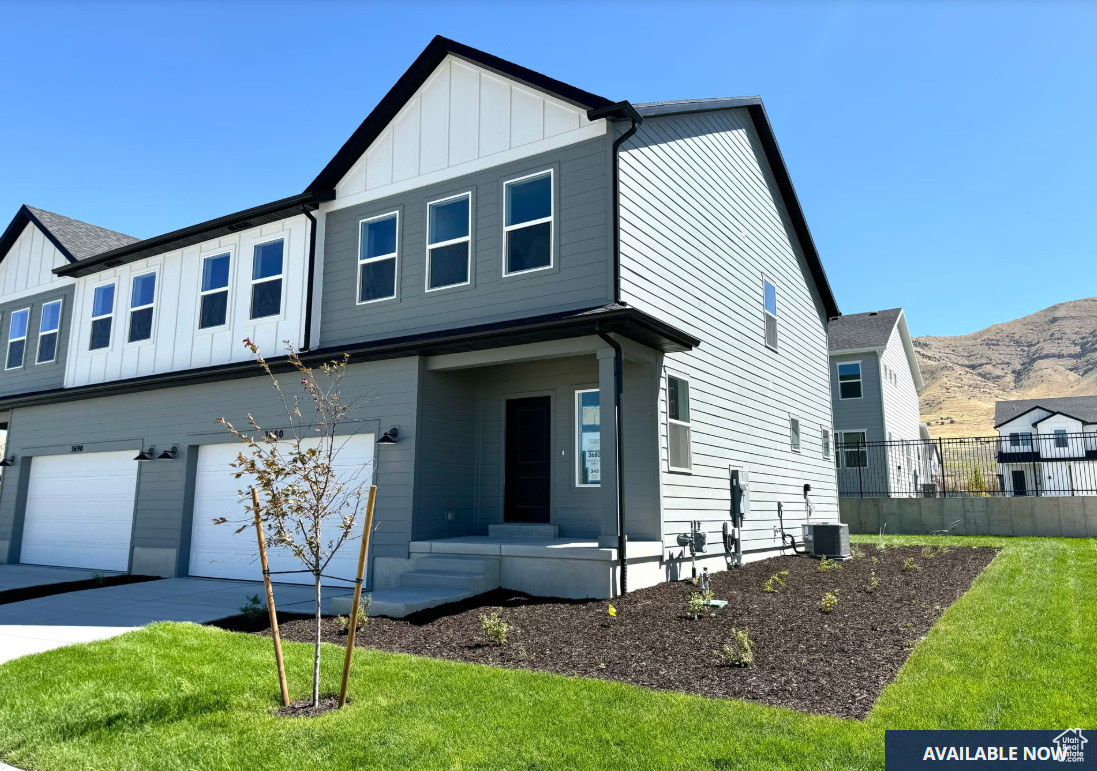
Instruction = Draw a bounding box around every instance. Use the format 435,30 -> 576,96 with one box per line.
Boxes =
189,436 -> 375,584
21,451 -> 139,572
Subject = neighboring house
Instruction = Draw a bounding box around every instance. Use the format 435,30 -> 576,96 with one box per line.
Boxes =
0,37 -> 841,613
994,396 -> 1097,497
829,308 -> 933,496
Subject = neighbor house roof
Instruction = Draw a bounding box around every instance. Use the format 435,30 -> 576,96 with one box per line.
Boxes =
0,205 -> 139,266
995,396 -> 1097,428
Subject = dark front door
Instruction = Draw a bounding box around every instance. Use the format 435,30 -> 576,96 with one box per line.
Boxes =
504,396 -> 551,523
1012,469 -> 1028,496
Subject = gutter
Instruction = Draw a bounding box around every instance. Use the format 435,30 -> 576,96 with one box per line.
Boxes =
596,326 -> 628,594
301,207 -> 318,351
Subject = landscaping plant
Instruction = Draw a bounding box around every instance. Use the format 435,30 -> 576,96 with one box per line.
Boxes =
720,627 -> 754,667
820,590 -> 839,613
216,341 -> 374,709
866,570 -> 879,593
763,571 -> 789,593
240,594 -> 265,621
688,590 -> 714,619
480,610 -> 510,644
817,556 -> 841,572
336,595 -> 372,632
902,557 -> 922,572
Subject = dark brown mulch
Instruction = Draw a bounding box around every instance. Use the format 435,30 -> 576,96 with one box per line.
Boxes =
212,545 -> 997,719
0,574 -> 161,606
212,611 -> 314,634
275,696 -> 346,718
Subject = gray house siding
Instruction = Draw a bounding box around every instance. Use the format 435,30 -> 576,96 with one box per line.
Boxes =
0,284 -> 74,399
0,357 -> 420,581
830,352 -> 884,442
319,137 -> 612,349
617,107 -> 839,558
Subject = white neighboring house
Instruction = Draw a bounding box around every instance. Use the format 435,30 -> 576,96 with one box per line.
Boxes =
994,396 -> 1097,497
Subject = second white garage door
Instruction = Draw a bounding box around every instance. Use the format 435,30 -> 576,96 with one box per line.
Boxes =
189,435 -> 375,584
21,450 -> 139,571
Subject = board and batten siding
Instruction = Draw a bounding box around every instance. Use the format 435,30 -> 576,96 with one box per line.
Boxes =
0,357 -> 419,580
617,108 -> 838,557
880,327 -> 922,443
319,138 -> 612,348
0,284 -> 75,398
0,222 -> 73,305
830,352 -> 884,441
64,216 -> 311,388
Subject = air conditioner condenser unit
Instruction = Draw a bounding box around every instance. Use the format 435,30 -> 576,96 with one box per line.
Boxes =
801,522 -> 851,559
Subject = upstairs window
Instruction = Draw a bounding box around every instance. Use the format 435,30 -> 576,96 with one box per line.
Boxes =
6,308 -> 28,369
837,362 -> 863,399
1009,432 -> 1033,448
89,283 -> 115,351
504,170 -> 552,275
1054,429 -> 1068,448
128,272 -> 156,343
427,193 -> 471,290
763,279 -> 778,350
667,374 -> 692,472
821,426 -> 831,458
36,299 -> 62,364
359,213 -> 398,303
199,253 -> 231,329
790,417 -> 801,452
251,239 -> 284,319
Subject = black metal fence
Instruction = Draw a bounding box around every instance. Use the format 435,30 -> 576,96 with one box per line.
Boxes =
835,432 -> 1097,498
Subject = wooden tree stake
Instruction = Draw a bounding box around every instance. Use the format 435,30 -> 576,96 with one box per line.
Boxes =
338,484 -> 378,708
252,486 -> 290,707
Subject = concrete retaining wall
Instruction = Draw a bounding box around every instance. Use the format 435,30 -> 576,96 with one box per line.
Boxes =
840,496 -> 1097,537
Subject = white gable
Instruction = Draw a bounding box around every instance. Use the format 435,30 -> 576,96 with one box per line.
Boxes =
0,222 -> 73,302
330,55 -> 606,212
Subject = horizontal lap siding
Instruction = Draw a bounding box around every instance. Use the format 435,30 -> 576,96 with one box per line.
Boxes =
319,138 -> 612,348
831,352 -> 883,440
618,109 -> 838,556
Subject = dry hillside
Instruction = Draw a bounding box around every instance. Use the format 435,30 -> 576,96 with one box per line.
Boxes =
915,297 -> 1097,437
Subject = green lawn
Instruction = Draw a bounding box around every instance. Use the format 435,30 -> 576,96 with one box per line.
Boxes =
0,536 -> 1093,771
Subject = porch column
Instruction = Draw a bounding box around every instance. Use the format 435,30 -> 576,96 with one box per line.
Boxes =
597,347 -> 620,547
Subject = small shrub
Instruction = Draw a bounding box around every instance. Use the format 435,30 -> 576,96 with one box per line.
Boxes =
817,556 -> 842,572
820,590 -> 839,613
92,571 -> 108,586
850,545 -> 865,559
763,571 -> 789,593
240,594 -> 265,620
876,525 -> 889,551
721,628 -> 754,667
480,609 -> 510,645
688,590 -> 714,619
335,595 -> 373,632
871,556 -> 878,566
902,557 -> 922,572
921,545 -> 936,560
866,570 -> 879,593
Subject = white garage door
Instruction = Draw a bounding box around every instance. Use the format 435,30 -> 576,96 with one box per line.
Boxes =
189,435 -> 375,584
21,450 -> 139,571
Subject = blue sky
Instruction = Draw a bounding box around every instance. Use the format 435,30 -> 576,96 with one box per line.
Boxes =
2,1 -> 1094,337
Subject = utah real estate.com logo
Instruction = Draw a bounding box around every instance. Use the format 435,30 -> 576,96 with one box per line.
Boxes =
1052,729 -> 1086,763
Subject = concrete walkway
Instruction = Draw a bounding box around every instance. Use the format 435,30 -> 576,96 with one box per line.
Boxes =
0,564 -> 122,593
0,576 -> 352,665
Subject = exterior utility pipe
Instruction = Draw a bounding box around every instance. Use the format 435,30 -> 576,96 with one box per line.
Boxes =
301,206 -> 319,351
596,326 -> 627,594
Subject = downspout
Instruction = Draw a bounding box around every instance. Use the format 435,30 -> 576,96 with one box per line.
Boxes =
596,325 -> 627,594
301,206 -> 319,351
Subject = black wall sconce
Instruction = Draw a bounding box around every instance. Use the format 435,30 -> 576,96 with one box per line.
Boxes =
157,445 -> 179,460
377,427 -> 400,444
134,447 -> 155,461
0,455 -> 16,468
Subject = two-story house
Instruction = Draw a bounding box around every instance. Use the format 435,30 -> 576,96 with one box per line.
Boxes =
994,396 -> 1097,497
829,308 -> 935,497
0,37 -> 841,615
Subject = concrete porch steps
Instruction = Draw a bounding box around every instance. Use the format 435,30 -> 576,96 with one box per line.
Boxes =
364,587 -> 474,617
334,555 -> 501,618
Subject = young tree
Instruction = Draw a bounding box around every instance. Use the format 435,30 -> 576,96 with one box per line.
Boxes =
216,339 -> 373,707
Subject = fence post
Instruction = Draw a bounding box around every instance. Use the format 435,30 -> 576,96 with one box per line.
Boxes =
938,438 -> 947,498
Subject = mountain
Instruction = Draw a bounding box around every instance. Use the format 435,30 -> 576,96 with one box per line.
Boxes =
914,297 -> 1097,437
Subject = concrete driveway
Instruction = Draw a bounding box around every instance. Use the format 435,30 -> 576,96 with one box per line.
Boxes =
0,564 -> 122,593
0,574 -> 352,665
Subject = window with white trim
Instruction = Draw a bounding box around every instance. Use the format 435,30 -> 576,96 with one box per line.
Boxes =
89,283 -> 115,350
199,252 -> 231,329
837,361 -> 862,399
426,193 -> 471,290
790,417 -> 801,452
575,389 -> 600,487
504,170 -> 552,275
36,299 -> 62,364
6,308 -> 28,369
838,430 -> 868,468
763,279 -> 778,350
359,212 -> 398,303
821,426 -> 831,458
1009,432 -> 1033,448
667,374 -> 692,471
128,271 -> 156,343
250,239 -> 284,319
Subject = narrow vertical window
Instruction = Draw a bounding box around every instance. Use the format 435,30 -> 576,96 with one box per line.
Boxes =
763,279 -> 778,350
358,213 -> 398,303
36,299 -> 62,364
426,193 -> 471,290
821,426 -> 831,458
6,308 -> 29,369
199,253 -> 231,329
504,170 -> 552,274
790,417 -> 801,452
128,272 -> 156,343
667,375 -> 692,472
89,283 -> 115,350
576,389 -> 600,486
250,239 -> 284,319
837,362 -> 863,399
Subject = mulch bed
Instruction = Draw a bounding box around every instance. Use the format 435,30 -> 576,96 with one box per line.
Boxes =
276,696 -> 345,718
211,544 -> 997,719
0,574 -> 161,606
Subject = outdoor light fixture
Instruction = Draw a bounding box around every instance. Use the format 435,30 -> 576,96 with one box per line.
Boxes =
377,427 -> 400,444
0,455 -> 16,468
134,447 -> 155,461
157,445 -> 179,460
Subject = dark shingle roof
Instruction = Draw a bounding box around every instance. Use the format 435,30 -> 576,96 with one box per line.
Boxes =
994,396 -> 1097,428
828,308 -> 903,351
24,207 -> 139,261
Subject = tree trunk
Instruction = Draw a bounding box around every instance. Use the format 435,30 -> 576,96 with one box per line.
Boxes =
313,574 -> 322,707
